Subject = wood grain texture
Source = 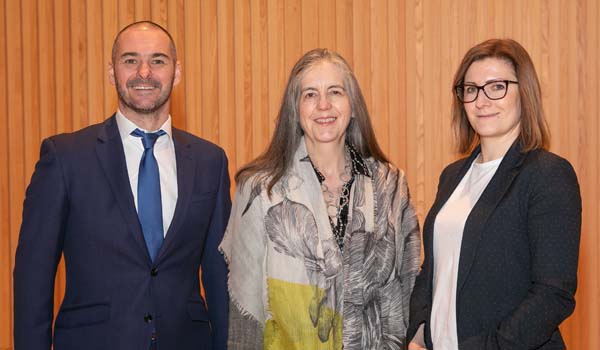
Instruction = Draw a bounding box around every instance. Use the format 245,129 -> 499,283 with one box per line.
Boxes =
0,2 -> 10,348
2,1 -> 598,348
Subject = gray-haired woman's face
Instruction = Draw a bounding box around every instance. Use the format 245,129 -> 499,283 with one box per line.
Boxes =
297,61 -> 352,148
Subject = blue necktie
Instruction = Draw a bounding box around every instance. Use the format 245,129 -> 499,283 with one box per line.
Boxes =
131,128 -> 166,262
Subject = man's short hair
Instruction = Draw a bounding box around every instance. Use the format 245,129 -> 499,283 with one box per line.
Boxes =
111,21 -> 177,63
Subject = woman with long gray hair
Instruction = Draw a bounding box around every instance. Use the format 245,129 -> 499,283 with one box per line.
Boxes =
220,48 -> 421,350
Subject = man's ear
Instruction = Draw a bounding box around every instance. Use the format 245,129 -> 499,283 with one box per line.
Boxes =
173,61 -> 182,86
108,62 -> 116,86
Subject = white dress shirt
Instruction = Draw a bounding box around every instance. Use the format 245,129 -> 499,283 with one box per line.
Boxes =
430,155 -> 502,350
116,111 -> 178,237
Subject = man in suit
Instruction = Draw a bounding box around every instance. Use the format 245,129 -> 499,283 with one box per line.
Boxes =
13,21 -> 230,350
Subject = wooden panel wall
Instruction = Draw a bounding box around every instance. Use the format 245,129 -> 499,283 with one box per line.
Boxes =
1,0 -> 598,348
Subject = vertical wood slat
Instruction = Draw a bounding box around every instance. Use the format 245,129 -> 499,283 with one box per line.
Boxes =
422,0 -> 441,209
351,0 -> 371,112
54,0 -> 73,134
301,0 -> 318,52
370,0 -> 389,153
386,0 -> 404,170
233,0 -> 252,172
318,0 -> 336,49
5,13 -> 25,350
183,0 -> 201,135
134,0 -> 151,21
150,0 -> 167,24
566,0 -> 599,347
21,0 -> 39,212
266,0 -> 284,139
118,0 -> 136,36
200,0 -> 219,143
217,0 -> 235,177
406,0 -> 426,218
38,0 -> 56,140
250,0 -> 269,156
103,0 -> 119,118
1,1 -> 599,348
334,0 -> 353,65
0,1 -> 11,348
168,0 -> 186,129
283,0 -> 302,73
86,0 -> 104,125
70,1 -> 88,131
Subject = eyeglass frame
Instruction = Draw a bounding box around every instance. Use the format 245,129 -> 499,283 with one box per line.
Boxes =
454,80 -> 519,103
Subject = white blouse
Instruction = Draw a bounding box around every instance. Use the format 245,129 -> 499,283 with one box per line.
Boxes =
430,155 -> 502,350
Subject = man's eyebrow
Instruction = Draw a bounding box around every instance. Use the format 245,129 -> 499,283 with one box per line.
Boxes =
119,52 -> 140,58
151,53 -> 171,60
118,52 -> 171,59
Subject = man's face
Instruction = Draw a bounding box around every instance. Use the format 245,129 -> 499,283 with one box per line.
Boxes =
109,26 -> 181,116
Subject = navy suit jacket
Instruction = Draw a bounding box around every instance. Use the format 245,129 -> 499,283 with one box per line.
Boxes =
408,142 -> 581,349
14,115 -> 231,350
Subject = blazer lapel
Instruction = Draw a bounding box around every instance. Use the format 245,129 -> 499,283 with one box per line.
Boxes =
96,115 -> 149,261
428,151 -> 478,229
456,142 -> 528,295
155,129 -> 195,262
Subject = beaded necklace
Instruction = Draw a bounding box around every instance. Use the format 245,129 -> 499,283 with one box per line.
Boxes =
306,143 -> 369,250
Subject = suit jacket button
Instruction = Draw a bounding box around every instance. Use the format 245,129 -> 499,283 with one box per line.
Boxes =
144,313 -> 153,323
151,268 -> 158,276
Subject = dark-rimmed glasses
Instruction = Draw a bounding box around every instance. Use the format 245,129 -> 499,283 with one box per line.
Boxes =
455,80 -> 518,103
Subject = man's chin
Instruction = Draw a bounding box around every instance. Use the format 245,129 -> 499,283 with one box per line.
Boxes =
132,106 -> 160,114
122,101 -> 162,115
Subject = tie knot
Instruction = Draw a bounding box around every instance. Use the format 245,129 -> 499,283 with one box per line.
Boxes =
131,128 -> 166,150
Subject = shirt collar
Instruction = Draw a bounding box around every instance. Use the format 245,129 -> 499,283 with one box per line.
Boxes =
115,109 -> 173,141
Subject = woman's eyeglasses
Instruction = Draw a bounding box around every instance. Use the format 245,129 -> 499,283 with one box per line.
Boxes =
455,80 -> 518,103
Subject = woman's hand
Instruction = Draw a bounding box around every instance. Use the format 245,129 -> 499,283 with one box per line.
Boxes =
408,324 -> 428,350
408,342 -> 428,350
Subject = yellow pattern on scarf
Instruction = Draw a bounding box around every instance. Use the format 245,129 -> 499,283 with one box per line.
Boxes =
264,278 -> 342,350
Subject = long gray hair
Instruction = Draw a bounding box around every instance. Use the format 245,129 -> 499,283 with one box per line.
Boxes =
236,48 -> 388,195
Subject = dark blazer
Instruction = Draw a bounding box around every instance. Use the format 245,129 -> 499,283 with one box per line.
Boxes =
408,142 -> 581,350
14,115 -> 231,350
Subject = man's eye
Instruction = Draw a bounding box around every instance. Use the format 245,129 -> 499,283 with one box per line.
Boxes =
330,89 -> 344,96
304,92 -> 317,99
152,60 -> 166,65
124,59 -> 137,64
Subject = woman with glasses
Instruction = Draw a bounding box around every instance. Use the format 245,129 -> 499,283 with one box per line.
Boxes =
408,39 -> 581,350
220,48 -> 421,350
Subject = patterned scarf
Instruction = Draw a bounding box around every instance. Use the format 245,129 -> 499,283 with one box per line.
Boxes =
220,137 -> 420,350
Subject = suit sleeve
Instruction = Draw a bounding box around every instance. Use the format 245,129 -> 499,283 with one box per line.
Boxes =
201,149 -> 232,350
459,157 -> 582,349
13,138 -> 68,349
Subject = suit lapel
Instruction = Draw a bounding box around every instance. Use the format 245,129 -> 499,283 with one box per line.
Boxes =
456,142 -> 527,295
96,115 -> 149,261
155,129 -> 195,263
